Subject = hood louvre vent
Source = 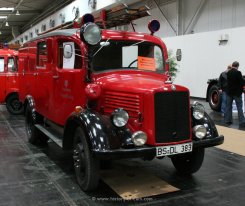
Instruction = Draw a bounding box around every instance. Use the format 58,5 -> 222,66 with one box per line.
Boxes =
104,91 -> 140,114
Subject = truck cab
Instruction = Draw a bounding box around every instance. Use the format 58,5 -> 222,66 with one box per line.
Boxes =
0,48 -> 23,114
19,14 -> 224,191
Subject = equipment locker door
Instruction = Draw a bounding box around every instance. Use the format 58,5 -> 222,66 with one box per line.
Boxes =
0,56 -> 6,102
5,57 -> 19,95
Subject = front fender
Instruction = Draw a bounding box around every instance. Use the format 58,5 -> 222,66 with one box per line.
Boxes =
192,112 -> 219,140
24,95 -> 35,113
63,109 -> 132,151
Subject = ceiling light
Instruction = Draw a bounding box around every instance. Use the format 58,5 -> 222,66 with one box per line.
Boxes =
0,7 -> 14,11
16,10 -> 20,15
5,21 -> 9,26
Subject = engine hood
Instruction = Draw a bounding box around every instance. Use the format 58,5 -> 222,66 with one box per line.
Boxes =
93,71 -> 188,93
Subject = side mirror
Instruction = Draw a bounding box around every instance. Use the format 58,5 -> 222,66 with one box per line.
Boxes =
63,44 -> 73,58
176,49 -> 182,61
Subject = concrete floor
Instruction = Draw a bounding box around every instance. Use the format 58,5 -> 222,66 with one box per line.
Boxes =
0,99 -> 245,206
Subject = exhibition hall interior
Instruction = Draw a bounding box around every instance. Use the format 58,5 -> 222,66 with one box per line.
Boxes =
0,0 -> 244,205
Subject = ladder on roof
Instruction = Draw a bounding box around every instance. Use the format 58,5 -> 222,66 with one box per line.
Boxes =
93,4 -> 150,29
38,4 -> 150,36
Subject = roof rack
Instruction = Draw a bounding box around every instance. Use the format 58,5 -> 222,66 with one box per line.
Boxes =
37,4 -> 150,36
0,43 -> 20,50
93,4 -> 150,29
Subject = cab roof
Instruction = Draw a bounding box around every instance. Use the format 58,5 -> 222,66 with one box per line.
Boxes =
25,27 -> 163,46
0,49 -> 18,56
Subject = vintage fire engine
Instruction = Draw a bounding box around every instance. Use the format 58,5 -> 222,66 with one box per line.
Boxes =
19,6 -> 224,191
0,47 -> 23,114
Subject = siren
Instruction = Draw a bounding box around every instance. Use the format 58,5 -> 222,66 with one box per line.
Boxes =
148,20 -> 160,35
81,13 -> 95,25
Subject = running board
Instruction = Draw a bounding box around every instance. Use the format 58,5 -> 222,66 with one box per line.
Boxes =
35,124 -> 63,147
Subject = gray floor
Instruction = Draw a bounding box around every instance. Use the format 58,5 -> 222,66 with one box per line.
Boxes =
0,99 -> 245,206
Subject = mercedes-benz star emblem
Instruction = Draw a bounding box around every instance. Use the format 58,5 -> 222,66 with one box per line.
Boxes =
171,85 -> 176,91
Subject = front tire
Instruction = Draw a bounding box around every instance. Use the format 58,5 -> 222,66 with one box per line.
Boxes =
208,84 -> 221,112
73,127 -> 100,191
25,105 -> 48,145
171,148 -> 205,174
6,94 -> 24,115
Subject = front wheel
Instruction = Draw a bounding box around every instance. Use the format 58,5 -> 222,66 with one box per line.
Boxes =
25,105 -> 48,145
171,148 -> 205,175
73,127 -> 100,191
6,94 -> 24,115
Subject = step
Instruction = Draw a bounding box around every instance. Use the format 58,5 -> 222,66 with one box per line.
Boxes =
35,124 -> 63,147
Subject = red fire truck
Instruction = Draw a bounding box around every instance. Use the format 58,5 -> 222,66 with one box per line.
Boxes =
19,9 -> 224,191
0,48 -> 23,114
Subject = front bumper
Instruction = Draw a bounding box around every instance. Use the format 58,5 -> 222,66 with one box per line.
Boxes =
93,135 -> 224,159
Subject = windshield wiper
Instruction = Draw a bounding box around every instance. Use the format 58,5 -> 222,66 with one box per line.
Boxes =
126,40 -> 145,47
93,38 -> 110,57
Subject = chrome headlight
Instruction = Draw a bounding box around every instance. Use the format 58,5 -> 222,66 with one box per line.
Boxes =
193,125 -> 207,139
80,23 -> 101,45
112,108 -> 129,127
192,101 -> 205,120
132,131 -> 147,146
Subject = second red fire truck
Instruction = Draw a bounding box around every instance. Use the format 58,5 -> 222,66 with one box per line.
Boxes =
0,47 -> 23,114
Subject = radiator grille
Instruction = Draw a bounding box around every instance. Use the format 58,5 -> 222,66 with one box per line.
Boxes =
104,91 -> 140,115
155,92 -> 190,143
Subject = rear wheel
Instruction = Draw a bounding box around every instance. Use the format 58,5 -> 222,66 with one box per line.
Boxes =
208,84 -> 221,112
25,105 -> 48,145
73,127 -> 100,191
6,94 -> 24,115
171,148 -> 205,174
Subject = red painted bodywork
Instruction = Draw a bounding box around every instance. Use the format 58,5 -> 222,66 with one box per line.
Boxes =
0,49 -> 19,103
19,29 -> 191,146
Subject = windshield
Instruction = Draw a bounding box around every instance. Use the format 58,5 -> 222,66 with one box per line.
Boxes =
90,40 -> 165,73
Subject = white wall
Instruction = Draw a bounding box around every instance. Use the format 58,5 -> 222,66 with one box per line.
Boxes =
163,26 -> 245,98
132,0 -> 245,37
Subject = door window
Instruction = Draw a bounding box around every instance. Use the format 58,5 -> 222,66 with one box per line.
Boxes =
0,57 -> 4,72
57,41 -> 82,69
37,41 -> 47,68
7,57 -> 17,72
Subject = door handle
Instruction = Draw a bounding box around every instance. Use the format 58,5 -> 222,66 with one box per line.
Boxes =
33,73 -> 38,76
53,75 -> 59,79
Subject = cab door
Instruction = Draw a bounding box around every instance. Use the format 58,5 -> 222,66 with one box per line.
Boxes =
33,39 -> 53,117
5,56 -> 19,95
0,56 -> 6,103
48,38 -> 86,125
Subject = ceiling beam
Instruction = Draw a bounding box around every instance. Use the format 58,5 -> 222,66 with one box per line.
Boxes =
176,0 -> 183,35
22,0 -> 73,32
153,0 -> 177,35
0,10 -> 41,15
0,0 -> 25,30
184,0 -> 207,34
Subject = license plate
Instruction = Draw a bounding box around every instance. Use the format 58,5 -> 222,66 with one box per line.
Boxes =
156,142 -> 193,157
